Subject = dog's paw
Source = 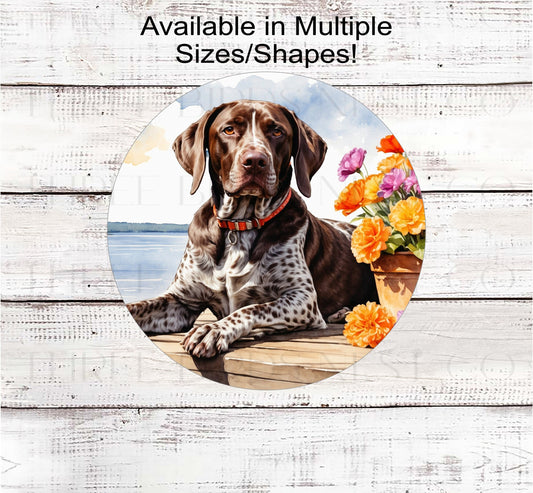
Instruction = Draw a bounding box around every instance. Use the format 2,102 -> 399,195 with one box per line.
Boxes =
182,323 -> 231,358
327,307 -> 351,324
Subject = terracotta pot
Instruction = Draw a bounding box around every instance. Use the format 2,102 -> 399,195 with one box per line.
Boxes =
370,251 -> 422,319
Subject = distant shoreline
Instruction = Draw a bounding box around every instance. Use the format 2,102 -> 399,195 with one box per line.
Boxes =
108,222 -> 189,233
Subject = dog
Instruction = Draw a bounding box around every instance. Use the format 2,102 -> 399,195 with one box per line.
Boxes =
127,100 -> 377,358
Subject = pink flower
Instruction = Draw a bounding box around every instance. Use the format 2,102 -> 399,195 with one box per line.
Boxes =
338,147 -> 366,181
377,168 -> 406,198
403,170 -> 421,194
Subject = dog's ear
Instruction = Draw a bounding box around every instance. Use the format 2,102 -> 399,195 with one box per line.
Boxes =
172,104 -> 227,194
283,108 -> 327,198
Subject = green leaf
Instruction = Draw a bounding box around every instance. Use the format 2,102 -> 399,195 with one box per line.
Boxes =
375,201 -> 390,215
384,244 -> 397,255
350,213 -> 367,223
362,204 -> 379,215
385,232 -> 405,254
376,211 -> 389,223
407,238 -> 425,260
388,232 -> 405,246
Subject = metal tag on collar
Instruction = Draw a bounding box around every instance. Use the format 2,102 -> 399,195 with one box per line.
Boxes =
227,230 -> 238,245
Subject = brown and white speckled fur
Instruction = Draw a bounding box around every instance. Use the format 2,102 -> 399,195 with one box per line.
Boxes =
127,101 -> 377,358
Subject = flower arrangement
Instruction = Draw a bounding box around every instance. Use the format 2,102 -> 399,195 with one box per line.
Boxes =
335,134 -> 425,263
335,135 -> 425,348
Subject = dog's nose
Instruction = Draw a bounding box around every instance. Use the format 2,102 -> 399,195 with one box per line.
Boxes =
241,150 -> 268,170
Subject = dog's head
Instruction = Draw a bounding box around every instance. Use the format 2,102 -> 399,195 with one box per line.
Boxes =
173,100 -> 327,198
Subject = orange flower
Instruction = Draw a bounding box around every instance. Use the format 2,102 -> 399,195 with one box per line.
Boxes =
334,179 -> 366,216
351,217 -> 391,264
344,302 -> 396,348
389,196 -> 426,235
376,134 -> 404,154
363,173 -> 384,204
377,153 -> 412,173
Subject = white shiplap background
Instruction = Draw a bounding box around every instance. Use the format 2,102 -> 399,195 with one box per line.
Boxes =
1,1 -> 531,491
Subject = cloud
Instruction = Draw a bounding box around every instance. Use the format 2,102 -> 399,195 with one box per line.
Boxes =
176,74 -> 394,179
124,124 -> 169,166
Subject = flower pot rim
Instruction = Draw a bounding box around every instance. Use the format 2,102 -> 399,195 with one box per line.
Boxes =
370,251 -> 423,273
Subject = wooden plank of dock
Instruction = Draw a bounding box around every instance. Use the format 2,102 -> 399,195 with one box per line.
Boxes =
150,311 -> 370,389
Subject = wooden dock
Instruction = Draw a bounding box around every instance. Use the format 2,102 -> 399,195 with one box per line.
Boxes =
150,311 -> 370,389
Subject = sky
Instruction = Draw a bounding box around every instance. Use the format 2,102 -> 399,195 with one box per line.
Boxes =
108,73 -> 396,224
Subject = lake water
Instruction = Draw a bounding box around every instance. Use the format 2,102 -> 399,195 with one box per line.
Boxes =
108,232 -> 188,303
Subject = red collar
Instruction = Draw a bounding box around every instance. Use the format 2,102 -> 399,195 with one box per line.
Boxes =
214,189 -> 292,231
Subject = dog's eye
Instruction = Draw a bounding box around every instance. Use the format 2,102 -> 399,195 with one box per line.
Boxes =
272,128 -> 283,137
223,126 -> 235,135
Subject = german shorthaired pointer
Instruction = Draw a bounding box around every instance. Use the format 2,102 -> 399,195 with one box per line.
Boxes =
127,100 -> 377,358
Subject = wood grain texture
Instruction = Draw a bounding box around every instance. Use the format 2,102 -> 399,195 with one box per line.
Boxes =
0,0 -> 530,85
2,300 -> 530,407
1,0 -> 531,490
2,192 -> 530,300
1,84 -> 531,193
151,325 -> 371,389
2,406 -> 531,491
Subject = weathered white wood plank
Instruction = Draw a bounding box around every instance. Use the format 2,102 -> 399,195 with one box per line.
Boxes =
1,193 -> 530,300
1,300 -> 530,407
1,84 -> 531,193
0,0 -> 530,85
1,407 -> 531,491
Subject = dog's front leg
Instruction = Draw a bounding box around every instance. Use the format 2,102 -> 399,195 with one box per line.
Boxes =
127,293 -> 204,335
182,290 -> 326,358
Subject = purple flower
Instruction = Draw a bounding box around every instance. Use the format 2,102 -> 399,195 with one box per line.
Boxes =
337,147 -> 366,181
403,170 -> 421,194
377,168 -> 406,198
